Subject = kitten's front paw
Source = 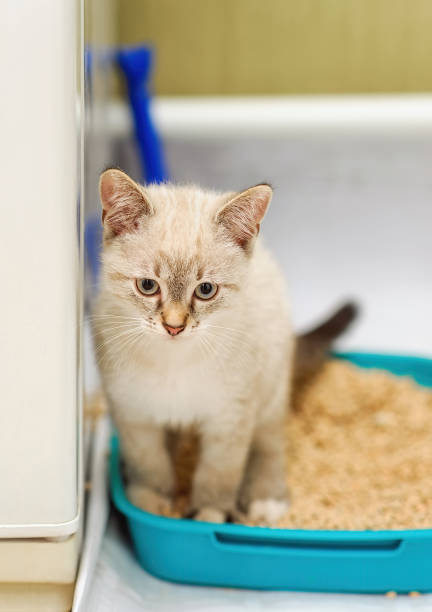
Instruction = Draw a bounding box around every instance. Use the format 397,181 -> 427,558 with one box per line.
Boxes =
193,506 -> 226,523
127,484 -> 172,516
248,498 -> 289,526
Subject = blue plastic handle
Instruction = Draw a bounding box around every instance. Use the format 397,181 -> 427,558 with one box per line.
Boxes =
117,46 -> 168,184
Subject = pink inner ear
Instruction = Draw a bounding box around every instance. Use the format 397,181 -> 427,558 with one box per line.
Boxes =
217,185 -> 272,249
99,170 -> 152,236
100,176 -> 117,212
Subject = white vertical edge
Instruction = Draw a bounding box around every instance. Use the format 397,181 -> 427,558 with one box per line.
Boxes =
72,415 -> 111,612
77,0 -> 85,542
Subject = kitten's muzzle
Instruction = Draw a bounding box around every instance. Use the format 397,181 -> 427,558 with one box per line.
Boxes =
163,323 -> 185,336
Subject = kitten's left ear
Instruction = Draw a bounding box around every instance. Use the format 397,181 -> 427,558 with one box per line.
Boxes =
215,184 -> 272,250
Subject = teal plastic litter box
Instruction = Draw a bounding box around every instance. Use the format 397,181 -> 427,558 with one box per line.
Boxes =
110,352 -> 432,593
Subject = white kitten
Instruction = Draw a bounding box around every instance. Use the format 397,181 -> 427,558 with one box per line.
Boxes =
93,169 -> 293,524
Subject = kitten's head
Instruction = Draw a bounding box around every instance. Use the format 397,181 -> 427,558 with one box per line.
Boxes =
98,169 -> 272,341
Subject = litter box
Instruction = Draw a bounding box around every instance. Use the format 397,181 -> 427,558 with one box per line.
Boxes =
110,352 -> 432,593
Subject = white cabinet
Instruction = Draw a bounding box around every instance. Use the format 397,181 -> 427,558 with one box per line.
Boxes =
0,0 -> 82,539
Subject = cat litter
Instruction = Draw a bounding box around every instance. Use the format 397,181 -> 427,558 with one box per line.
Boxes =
279,359 -> 432,531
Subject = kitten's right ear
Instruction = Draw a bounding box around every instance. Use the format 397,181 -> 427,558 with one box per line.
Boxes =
99,169 -> 153,236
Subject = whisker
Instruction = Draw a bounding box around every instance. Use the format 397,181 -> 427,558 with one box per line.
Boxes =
87,314 -> 144,323
203,327 -> 253,351
203,329 -> 255,369
200,334 -> 227,374
204,323 -> 251,338
94,327 -> 140,355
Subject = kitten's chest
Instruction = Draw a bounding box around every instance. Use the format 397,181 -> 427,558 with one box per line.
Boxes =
108,354 -> 231,426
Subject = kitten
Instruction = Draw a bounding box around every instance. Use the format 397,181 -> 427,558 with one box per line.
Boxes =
94,168 -> 294,524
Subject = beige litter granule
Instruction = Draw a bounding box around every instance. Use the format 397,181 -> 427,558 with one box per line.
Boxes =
280,360 -> 432,531
167,359 -> 432,530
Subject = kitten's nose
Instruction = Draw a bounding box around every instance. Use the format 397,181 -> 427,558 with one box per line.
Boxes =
162,305 -> 188,336
163,323 -> 185,336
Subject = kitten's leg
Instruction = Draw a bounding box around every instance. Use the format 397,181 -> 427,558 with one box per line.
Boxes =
239,421 -> 289,526
190,418 -> 253,523
116,420 -> 174,515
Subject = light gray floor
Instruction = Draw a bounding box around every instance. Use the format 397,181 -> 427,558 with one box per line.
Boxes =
87,515 -> 431,612
85,130 -> 432,610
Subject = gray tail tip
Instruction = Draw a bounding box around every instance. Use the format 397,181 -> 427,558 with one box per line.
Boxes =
322,300 -> 360,339
301,300 -> 361,342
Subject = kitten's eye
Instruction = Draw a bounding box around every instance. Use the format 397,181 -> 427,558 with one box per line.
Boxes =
136,278 -> 160,296
194,282 -> 218,300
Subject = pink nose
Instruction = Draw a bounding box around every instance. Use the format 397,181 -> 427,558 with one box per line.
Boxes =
163,323 -> 185,336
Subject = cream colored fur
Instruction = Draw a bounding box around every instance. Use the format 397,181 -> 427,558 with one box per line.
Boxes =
93,170 -> 294,524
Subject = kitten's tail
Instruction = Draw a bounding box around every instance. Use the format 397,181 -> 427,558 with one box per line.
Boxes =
293,301 -> 359,388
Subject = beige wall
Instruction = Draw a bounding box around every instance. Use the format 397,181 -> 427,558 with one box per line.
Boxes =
117,0 -> 432,95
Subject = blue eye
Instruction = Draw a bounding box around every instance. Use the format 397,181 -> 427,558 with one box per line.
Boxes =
136,278 -> 160,296
194,282 -> 218,300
